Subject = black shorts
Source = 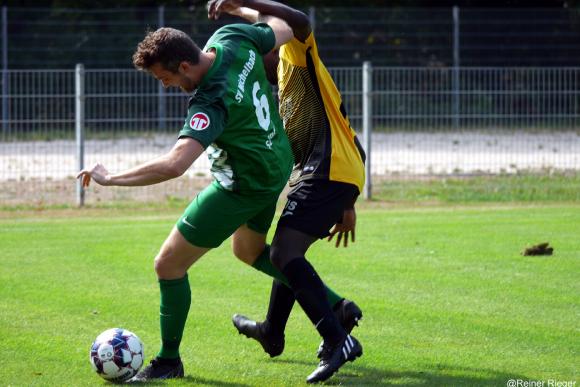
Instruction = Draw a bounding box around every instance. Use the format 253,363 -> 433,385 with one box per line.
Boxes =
277,179 -> 359,238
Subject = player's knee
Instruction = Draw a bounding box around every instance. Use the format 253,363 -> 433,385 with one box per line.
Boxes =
232,240 -> 262,265
154,254 -> 168,277
270,244 -> 291,270
154,251 -> 181,280
232,243 -> 249,262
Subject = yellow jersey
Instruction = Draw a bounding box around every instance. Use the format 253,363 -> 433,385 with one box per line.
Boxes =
278,32 -> 366,193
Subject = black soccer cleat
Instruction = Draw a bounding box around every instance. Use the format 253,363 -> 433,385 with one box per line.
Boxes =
306,335 -> 363,384
232,314 -> 285,358
131,357 -> 184,381
317,299 -> 363,358
334,299 -> 363,333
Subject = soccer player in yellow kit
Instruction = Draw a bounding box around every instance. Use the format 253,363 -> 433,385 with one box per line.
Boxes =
209,1 -> 366,383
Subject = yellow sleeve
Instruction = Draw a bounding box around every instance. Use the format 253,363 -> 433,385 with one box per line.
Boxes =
279,33 -> 318,67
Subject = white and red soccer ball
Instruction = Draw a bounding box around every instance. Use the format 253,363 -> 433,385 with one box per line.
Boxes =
90,328 -> 144,382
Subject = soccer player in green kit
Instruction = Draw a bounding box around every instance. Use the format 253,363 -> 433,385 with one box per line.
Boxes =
78,12 -> 357,382
77,17 -> 293,380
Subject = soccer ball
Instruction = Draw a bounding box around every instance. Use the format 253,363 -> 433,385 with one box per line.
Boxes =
89,328 -> 144,382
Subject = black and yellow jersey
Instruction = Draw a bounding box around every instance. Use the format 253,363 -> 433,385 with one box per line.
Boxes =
277,32 -> 366,193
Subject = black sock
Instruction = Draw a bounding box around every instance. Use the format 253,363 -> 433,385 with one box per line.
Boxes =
281,257 -> 345,346
262,279 -> 295,337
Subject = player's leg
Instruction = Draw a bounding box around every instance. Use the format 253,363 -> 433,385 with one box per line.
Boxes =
271,225 -> 362,383
269,225 -> 338,341
134,182 -> 265,381
232,224 -> 283,280
270,180 -> 363,383
134,226 -> 210,381
231,223 -> 346,319
231,200 -> 352,351
231,183 -> 362,360
231,278 -> 293,357
154,227 -> 210,361
155,226 -> 210,280
233,225 -> 344,305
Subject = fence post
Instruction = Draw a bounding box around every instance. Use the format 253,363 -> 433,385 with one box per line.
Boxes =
75,64 -> 85,207
452,6 -> 460,129
157,5 -> 166,131
362,61 -> 372,200
2,6 -> 8,134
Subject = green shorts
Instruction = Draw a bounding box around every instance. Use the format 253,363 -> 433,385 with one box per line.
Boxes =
176,181 -> 280,248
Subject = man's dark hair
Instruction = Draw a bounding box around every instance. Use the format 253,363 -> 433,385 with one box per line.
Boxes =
133,27 -> 201,73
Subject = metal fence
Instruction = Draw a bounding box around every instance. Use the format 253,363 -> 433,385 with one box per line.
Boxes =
1,65 -> 579,206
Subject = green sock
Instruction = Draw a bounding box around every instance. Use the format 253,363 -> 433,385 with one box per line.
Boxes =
157,275 -> 191,359
251,245 -> 343,307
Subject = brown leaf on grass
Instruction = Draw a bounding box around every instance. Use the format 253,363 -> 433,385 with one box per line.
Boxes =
522,242 -> 554,256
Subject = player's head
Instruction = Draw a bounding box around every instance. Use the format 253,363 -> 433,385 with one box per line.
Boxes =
262,48 -> 280,85
133,27 -> 202,93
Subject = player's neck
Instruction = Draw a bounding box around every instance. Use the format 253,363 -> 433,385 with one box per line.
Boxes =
182,50 -> 216,89
198,49 -> 217,77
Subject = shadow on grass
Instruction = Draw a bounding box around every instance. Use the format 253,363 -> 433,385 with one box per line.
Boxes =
181,376 -> 251,386
128,375 -> 250,386
273,358 -> 531,386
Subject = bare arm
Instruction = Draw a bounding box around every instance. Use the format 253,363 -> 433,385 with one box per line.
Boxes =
77,137 -> 204,187
264,14 -> 293,49
208,0 -> 310,42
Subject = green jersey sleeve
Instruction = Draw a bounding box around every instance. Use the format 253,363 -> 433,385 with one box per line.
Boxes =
208,23 -> 275,56
179,102 -> 226,148
248,22 -> 276,54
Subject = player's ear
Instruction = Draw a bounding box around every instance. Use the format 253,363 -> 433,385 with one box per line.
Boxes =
178,61 -> 191,74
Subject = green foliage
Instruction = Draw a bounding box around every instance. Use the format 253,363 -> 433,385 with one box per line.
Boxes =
1,206 -> 578,385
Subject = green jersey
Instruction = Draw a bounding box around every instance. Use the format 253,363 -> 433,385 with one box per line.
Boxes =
179,23 -> 293,194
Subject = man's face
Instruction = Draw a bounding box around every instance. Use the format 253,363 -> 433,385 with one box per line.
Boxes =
149,62 -> 198,93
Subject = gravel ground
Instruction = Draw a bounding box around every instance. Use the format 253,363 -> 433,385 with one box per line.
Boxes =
1,130 -> 578,205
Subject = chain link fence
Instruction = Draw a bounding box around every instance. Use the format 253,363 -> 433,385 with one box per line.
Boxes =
1,65 -> 579,206
2,7 -> 580,69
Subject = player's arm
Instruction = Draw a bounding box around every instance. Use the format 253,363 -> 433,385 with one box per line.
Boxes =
208,0 -> 309,43
77,137 -> 204,187
328,196 -> 359,248
263,13 -> 293,49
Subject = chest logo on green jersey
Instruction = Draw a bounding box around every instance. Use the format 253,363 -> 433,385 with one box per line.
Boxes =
189,112 -> 210,131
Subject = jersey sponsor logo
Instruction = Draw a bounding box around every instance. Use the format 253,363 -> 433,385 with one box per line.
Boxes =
235,49 -> 256,103
181,217 -> 196,229
189,112 -> 210,131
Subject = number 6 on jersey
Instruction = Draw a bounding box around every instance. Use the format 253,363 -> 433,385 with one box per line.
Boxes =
252,81 -> 270,131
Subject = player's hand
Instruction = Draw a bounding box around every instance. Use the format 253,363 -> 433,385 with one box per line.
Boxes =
207,0 -> 244,20
327,208 -> 356,248
76,163 -> 111,187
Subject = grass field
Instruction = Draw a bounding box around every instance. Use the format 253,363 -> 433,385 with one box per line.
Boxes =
1,204 -> 579,386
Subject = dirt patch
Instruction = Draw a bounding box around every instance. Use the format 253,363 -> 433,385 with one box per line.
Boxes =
0,176 -> 212,207
1,130 -> 579,206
